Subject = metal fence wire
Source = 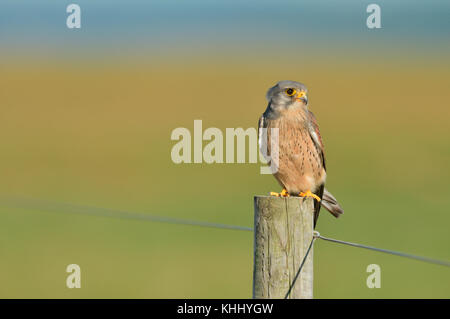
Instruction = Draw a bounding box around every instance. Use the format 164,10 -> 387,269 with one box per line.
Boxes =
1,195 -> 449,299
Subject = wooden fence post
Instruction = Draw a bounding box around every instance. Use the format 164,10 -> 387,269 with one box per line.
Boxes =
253,196 -> 314,299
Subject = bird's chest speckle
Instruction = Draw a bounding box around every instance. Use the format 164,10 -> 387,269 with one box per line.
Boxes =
266,111 -> 326,193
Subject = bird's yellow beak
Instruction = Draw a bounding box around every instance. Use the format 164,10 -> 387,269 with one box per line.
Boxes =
296,91 -> 308,104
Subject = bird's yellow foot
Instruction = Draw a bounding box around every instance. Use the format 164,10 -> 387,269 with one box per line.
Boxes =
270,189 -> 290,197
299,190 -> 321,202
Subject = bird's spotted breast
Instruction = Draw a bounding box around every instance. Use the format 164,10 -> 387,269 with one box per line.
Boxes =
266,109 -> 326,195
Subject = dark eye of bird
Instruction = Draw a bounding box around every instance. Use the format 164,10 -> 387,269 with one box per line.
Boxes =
285,88 -> 296,96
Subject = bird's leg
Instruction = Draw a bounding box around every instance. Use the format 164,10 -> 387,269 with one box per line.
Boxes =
270,189 -> 290,197
299,190 -> 321,202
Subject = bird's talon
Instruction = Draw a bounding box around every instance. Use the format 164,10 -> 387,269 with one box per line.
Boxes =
299,190 -> 321,202
270,189 -> 290,197
280,189 -> 290,197
270,191 -> 281,197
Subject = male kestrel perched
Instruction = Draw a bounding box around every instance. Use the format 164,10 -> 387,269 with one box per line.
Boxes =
258,80 -> 343,226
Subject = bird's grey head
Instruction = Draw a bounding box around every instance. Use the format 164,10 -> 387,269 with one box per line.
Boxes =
265,80 -> 308,113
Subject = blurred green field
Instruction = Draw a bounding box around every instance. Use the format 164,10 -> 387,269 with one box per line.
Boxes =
0,57 -> 449,298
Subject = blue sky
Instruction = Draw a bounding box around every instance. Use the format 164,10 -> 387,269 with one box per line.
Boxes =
1,0 -> 449,58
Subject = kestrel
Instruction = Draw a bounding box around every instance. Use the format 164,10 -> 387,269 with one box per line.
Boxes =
258,80 -> 343,226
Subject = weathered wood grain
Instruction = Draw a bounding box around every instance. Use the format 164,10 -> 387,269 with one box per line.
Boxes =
253,196 -> 314,299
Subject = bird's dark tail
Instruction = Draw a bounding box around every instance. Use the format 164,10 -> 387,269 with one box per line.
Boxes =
321,188 -> 344,218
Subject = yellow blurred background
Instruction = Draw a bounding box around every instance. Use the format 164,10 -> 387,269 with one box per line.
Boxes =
1,57 -> 449,298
